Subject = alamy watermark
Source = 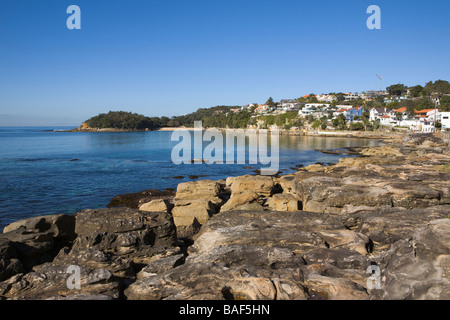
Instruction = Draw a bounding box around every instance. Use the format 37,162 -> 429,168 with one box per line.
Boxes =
66,5 -> 81,30
366,265 -> 382,290
65,5 -> 381,31
170,121 -> 279,175
66,265 -> 81,290
367,5 -> 381,30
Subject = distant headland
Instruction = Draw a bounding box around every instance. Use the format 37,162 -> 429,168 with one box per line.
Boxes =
67,80 -> 450,134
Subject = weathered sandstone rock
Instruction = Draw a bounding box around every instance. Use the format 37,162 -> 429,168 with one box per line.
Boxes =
0,207 -> 181,300
220,190 -> 263,212
73,207 -> 177,264
107,189 -> 175,209
171,180 -> 224,238
226,175 -> 274,197
125,210 -> 371,300
265,193 -> 300,212
171,200 -> 215,238
139,199 -> 173,212
174,180 -> 223,205
0,214 -> 76,272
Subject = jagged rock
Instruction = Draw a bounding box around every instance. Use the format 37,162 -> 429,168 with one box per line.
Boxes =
0,263 -> 121,300
137,253 -> 185,279
3,214 -> 75,240
302,164 -> 329,173
345,205 -> 450,252
171,200 -> 216,238
219,175 -> 275,213
0,238 -> 24,282
170,180 -> 224,238
53,247 -> 135,279
0,214 -> 76,272
138,199 -> 173,212
125,210 -> 371,300
226,175 -> 274,197
174,180 -> 223,206
220,191 -> 262,212
303,274 -> 368,300
125,262 -> 308,300
290,147 -> 450,214
107,189 -> 175,209
372,218 -> 450,299
265,193 -> 300,212
0,207 -> 181,300
74,208 -> 177,265
0,258 -> 23,282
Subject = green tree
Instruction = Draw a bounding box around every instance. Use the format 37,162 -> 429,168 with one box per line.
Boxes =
424,80 -> 450,96
335,93 -> 345,102
84,111 -> 159,130
312,120 -> 321,130
332,114 -> 347,130
387,83 -> 407,96
408,85 -> 424,97
266,97 -> 275,108
439,96 -> 450,112
349,122 -> 364,131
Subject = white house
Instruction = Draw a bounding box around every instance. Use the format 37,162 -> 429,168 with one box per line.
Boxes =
279,99 -> 301,111
379,115 -> 394,125
369,108 -> 395,122
316,94 -> 336,103
255,104 -> 270,113
344,93 -> 365,101
414,109 -> 441,124
298,104 -> 330,117
441,112 -> 450,130
384,96 -> 408,103
304,103 -> 330,109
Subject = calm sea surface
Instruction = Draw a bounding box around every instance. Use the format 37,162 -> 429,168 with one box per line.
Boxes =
0,127 -> 380,229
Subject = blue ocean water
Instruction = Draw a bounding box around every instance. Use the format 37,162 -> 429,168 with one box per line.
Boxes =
0,127 -> 380,229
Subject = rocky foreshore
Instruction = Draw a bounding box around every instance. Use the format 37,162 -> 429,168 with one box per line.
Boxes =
1,133 -> 449,300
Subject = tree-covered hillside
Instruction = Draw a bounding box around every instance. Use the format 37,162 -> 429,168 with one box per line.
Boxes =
84,111 -> 160,130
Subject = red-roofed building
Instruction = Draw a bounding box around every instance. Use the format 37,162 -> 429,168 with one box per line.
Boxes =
413,109 -> 441,123
394,107 -> 407,113
414,109 -> 436,114
369,107 -> 395,123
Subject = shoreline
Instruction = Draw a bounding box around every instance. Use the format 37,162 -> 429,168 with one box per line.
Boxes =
1,132 -> 449,300
65,125 -> 401,140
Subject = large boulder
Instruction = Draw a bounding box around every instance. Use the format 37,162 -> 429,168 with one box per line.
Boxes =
265,193 -> 300,212
139,199 -> 173,212
372,218 -> 450,299
226,175 -> 274,197
171,180 -> 224,238
220,191 -> 263,212
125,200 -> 450,300
0,262 -> 121,300
125,210 -> 371,300
107,189 -> 175,209
174,180 -> 223,206
73,207 -> 177,264
0,238 -> 23,282
171,200 -> 215,238
0,207 -> 180,300
0,214 -> 76,272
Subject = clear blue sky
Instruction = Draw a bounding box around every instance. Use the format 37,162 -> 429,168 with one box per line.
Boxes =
0,0 -> 449,125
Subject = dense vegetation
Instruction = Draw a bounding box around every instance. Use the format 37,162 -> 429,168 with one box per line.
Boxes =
85,111 -> 160,130
170,106 -> 242,128
84,79 -> 449,132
